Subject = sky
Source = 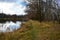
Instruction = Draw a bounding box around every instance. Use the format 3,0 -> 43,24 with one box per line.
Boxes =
43,0 -> 60,6
0,0 -> 29,15
55,0 -> 60,6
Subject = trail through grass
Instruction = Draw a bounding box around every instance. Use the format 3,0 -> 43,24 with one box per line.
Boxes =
0,20 -> 60,40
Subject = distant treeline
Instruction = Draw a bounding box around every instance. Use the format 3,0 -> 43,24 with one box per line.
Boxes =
0,13 -> 29,22
0,13 -> 24,18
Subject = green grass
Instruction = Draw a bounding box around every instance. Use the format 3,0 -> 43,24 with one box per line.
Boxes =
0,20 -> 60,40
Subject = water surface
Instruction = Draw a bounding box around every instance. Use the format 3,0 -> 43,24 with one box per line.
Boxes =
0,21 -> 21,32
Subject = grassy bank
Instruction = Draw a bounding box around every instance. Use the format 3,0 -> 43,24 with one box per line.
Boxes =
0,20 -> 60,40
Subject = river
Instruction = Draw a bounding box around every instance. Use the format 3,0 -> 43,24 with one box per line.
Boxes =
0,21 -> 22,32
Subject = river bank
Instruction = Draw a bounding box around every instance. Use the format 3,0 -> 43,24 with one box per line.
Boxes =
0,20 -> 60,40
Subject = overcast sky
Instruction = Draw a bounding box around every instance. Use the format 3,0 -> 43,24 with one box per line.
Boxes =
0,0 -> 29,15
55,0 -> 60,6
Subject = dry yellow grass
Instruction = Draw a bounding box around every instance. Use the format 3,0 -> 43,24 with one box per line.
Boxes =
0,20 -> 60,40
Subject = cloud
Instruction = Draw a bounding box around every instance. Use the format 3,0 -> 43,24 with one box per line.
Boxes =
55,0 -> 60,5
0,0 -> 29,15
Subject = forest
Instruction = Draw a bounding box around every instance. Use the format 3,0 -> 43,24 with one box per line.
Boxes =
25,0 -> 60,23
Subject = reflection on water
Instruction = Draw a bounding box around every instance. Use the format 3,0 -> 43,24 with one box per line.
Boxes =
0,21 -> 21,32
